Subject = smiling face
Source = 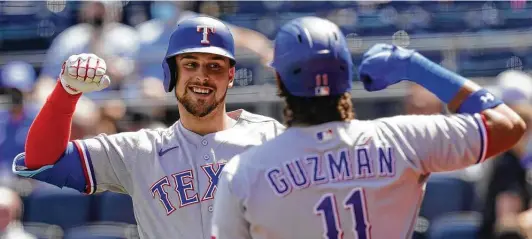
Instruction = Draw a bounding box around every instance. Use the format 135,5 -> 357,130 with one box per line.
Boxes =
174,52 -> 235,118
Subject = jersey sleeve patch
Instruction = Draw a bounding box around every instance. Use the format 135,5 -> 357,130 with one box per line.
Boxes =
473,113 -> 488,164
73,140 -> 97,194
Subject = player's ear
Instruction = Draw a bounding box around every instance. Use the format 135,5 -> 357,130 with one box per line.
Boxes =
228,66 -> 235,88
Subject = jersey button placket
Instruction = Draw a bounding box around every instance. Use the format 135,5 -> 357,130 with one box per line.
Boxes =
201,139 -> 210,161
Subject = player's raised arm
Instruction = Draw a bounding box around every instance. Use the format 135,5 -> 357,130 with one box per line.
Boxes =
12,54 -> 113,193
359,44 -> 526,172
445,81 -> 525,158
25,54 -> 110,168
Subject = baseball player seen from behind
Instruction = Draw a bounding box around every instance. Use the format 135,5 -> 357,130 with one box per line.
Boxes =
12,16 -> 284,239
210,16 -> 526,239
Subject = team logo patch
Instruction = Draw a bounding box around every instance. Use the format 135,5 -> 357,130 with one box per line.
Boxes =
197,25 -> 215,45
316,128 -> 334,142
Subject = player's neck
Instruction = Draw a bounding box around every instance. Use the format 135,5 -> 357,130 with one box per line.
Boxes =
178,104 -> 235,136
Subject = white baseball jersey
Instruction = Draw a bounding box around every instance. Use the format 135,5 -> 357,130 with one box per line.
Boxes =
72,109 -> 284,239
211,113 -> 488,239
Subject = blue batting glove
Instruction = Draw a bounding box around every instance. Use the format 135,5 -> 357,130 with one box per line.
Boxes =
358,43 -> 415,91
359,43 -> 467,103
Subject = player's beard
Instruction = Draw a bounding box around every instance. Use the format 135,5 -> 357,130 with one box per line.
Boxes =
176,84 -> 227,118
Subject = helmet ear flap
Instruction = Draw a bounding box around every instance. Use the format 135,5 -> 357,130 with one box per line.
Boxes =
168,59 -> 178,92
163,57 -> 178,92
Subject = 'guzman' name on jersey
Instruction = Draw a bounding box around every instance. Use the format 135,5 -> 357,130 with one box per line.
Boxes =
212,113 -> 487,239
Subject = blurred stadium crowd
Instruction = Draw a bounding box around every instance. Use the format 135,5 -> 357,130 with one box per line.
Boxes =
2,0 -> 532,238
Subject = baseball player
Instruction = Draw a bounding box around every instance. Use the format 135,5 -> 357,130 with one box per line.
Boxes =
211,16 -> 526,239
12,16 -> 284,239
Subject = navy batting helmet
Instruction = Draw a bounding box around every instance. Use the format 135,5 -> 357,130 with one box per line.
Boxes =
162,16 -> 236,92
270,16 -> 353,97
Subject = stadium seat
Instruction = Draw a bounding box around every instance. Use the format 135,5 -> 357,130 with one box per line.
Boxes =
413,175 -> 476,239
63,222 -> 139,239
24,188 -> 92,230
428,212 -> 481,239
94,192 -> 136,225
23,222 -> 64,239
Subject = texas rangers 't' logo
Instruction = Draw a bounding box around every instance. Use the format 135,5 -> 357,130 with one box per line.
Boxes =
197,25 -> 215,45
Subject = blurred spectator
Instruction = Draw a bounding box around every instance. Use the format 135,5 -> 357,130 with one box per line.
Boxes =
478,70 -> 532,239
0,187 -> 35,239
70,96 -> 101,140
404,83 -> 444,115
0,62 -> 38,175
35,0 -> 139,102
95,99 -> 126,135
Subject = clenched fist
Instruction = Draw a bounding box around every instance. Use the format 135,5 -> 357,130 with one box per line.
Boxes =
358,43 -> 414,92
60,53 -> 111,95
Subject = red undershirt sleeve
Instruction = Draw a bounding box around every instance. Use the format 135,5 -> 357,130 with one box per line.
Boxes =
25,80 -> 81,169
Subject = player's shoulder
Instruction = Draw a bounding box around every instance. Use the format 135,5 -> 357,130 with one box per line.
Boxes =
362,114 -> 482,140
133,122 -> 176,144
372,113 -> 478,127
236,109 -> 280,124
225,127 -> 294,170
235,109 -> 285,128
92,122 -> 174,149
233,109 -> 286,133
221,128 -> 296,194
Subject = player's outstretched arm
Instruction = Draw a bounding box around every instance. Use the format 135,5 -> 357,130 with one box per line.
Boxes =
24,54 -> 110,169
359,43 -> 525,160
12,54 -> 111,193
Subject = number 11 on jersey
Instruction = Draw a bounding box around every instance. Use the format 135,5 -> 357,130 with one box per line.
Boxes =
314,188 -> 371,239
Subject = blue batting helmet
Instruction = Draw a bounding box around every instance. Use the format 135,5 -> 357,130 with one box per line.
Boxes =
0,61 -> 36,92
162,16 -> 236,92
270,16 -> 353,97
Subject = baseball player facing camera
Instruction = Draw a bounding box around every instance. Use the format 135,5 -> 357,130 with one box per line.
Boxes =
12,16 -> 284,239
210,16 -> 526,239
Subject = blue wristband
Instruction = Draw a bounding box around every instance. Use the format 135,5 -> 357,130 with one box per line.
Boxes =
408,52 -> 468,103
457,88 -> 503,114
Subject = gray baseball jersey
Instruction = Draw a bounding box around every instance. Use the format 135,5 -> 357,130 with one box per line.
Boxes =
211,113 -> 488,239
73,109 -> 284,239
